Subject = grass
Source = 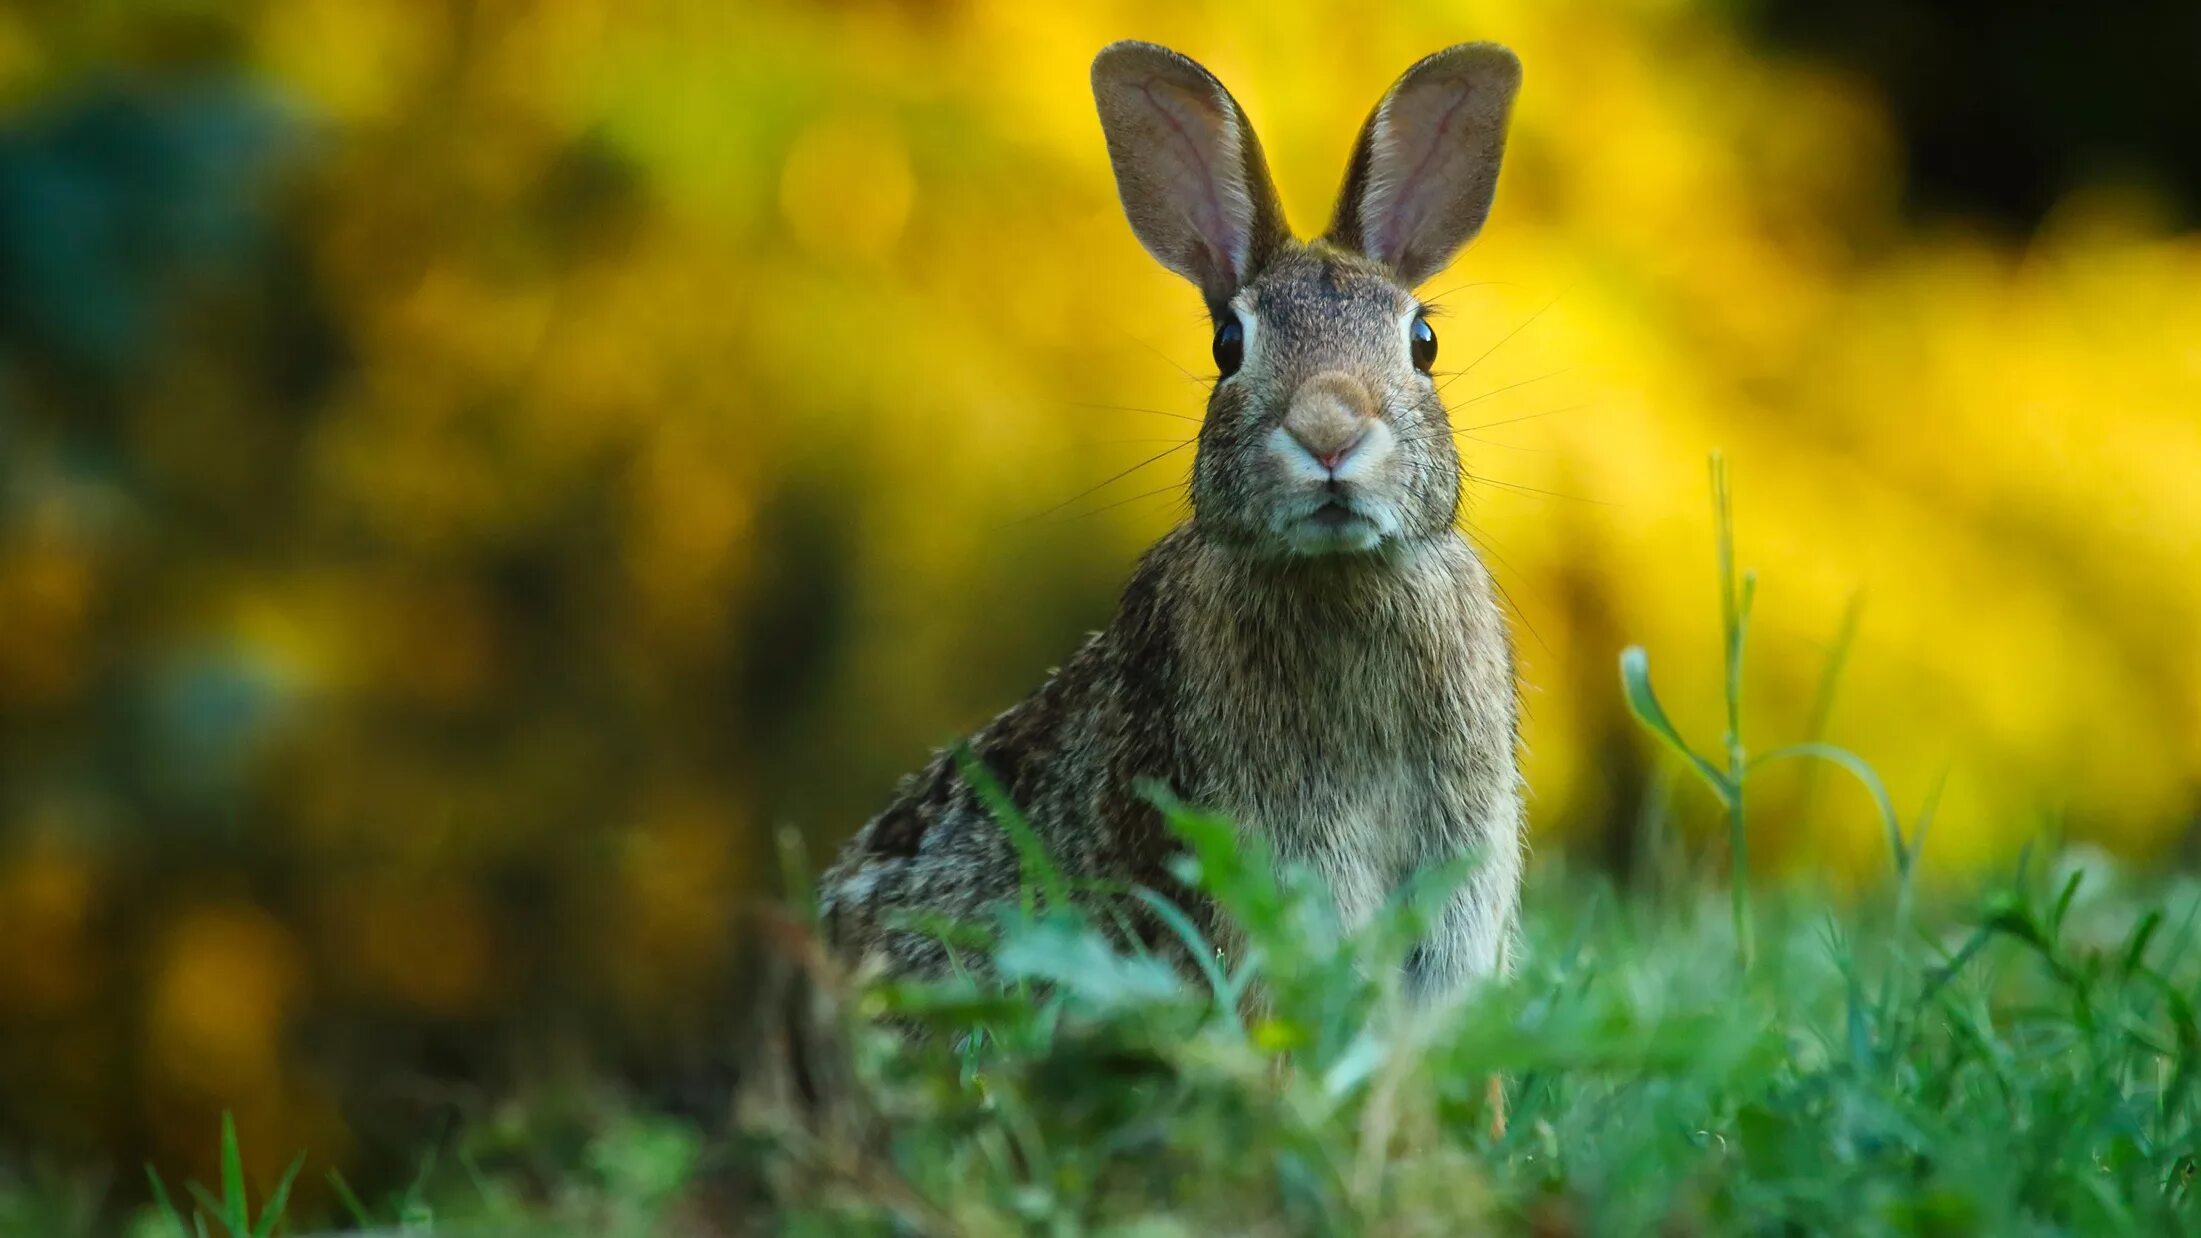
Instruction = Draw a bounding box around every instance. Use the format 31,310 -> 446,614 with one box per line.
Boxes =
65,465 -> 2201,1234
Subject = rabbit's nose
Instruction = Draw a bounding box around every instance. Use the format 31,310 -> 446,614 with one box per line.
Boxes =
1284,372 -> 1377,473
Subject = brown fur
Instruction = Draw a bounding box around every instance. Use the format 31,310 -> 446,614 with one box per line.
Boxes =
820,42 -> 1527,1003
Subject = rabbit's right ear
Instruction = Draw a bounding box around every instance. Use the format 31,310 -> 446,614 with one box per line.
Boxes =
1092,42 -> 1290,307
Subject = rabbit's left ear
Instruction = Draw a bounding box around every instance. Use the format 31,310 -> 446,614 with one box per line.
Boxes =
1326,44 -> 1520,288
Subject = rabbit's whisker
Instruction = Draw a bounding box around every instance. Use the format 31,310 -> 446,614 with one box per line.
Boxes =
1062,437 -> 1199,450
1390,456 -> 1609,506
1436,295 -> 1562,394
1020,440 -> 1197,525
1115,326 -> 1216,389
1460,404 -> 1588,434
1423,279 -> 1521,302
1460,471 -> 1614,507
1395,403 -> 1590,448
1457,518 -> 1550,654
1054,481 -> 1190,525
1063,400 -> 1204,426
1451,433 -> 1551,455
1446,367 -> 1571,409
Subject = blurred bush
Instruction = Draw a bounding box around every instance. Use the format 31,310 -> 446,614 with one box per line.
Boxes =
0,0 -> 2195,1202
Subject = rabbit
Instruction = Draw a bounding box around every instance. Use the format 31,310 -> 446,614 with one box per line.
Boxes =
819,40 -> 1526,1006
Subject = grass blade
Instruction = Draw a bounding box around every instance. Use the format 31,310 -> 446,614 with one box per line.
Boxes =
218,1112 -> 248,1236
1617,647 -> 1728,799
325,1170 -> 373,1229
146,1167 -> 190,1238
185,1186 -> 231,1238
1751,742 -> 1909,875
253,1151 -> 305,1238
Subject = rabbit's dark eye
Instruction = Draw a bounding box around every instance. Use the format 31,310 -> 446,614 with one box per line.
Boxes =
1410,314 -> 1438,373
1212,316 -> 1245,379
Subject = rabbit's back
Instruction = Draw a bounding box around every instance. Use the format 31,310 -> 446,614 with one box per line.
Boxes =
818,539 -> 1194,976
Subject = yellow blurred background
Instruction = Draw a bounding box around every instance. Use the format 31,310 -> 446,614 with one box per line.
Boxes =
0,0 -> 2196,1199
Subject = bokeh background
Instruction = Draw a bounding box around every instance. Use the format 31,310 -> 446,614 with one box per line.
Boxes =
2,0 -> 2198,1208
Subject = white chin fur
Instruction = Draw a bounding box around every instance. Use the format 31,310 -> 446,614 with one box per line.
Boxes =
1286,523 -> 1385,556
1277,502 -> 1397,556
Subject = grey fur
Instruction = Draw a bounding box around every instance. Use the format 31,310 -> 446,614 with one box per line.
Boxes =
820,42 -> 1526,1004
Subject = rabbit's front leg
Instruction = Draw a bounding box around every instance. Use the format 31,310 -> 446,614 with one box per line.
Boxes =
1401,838 -> 1519,1005
1402,840 -> 1520,1138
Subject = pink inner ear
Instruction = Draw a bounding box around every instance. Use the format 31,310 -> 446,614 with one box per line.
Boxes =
1367,81 -> 1482,268
1135,78 -> 1246,274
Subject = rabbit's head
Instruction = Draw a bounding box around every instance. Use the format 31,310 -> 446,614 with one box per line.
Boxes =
1093,42 -> 1520,558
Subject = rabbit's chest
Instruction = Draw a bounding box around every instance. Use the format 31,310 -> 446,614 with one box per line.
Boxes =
1164,538 -> 1520,927
1178,627 -> 1508,924
1272,759 -> 1444,926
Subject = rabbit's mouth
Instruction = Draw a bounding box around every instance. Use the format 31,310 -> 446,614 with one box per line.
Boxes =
1305,501 -> 1362,529
1278,494 -> 1392,556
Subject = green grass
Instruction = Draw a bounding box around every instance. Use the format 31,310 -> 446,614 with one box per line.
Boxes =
80,463 -> 2201,1235
801,851 -> 2198,1236
64,840 -> 2201,1237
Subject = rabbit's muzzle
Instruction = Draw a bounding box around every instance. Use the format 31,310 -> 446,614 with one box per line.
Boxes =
1267,370 -> 1402,555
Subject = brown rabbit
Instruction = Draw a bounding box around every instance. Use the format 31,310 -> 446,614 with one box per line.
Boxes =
820,41 -> 1526,1004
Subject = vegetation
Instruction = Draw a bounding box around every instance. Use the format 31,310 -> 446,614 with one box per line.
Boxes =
762,831 -> 2198,1234
103,790 -> 2201,1235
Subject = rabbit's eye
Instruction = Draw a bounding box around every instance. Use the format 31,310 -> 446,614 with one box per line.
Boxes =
1410,314 -> 1438,373
1212,317 -> 1245,379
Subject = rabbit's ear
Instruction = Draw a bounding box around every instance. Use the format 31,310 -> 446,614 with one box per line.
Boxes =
1326,44 -> 1520,288
1092,42 -> 1290,306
